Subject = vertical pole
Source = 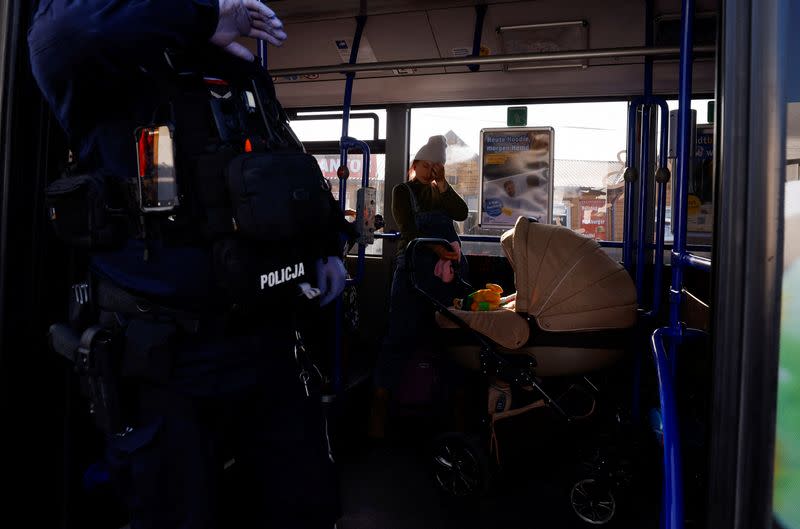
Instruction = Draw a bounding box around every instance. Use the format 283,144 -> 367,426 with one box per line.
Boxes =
623,98 -> 643,271
632,0 -> 656,452
636,0 -> 655,305
340,15 -> 368,172
625,98 -> 642,421
654,1 -> 694,527
644,0 -> 654,98
258,40 -> 268,70
468,4 -> 488,72
651,101 -> 671,316
336,14 -> 368,394
670,0 -> 695,333
635,105 -> 652,303
652,177 -> 668,314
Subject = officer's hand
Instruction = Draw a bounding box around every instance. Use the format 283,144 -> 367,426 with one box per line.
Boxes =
316,257 -> 347,307
211,0 -> 287,61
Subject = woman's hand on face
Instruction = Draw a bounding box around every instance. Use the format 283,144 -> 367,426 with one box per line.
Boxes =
431,244 -> 459,261
431,163 -> 448,193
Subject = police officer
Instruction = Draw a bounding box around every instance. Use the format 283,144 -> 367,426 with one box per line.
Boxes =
29,1 -> 347,528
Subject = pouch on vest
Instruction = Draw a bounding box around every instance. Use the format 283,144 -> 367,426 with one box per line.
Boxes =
44,171 -> 125,249
122,319 -> 177,384
211,238 -> 315,308
226,152 -> 332,243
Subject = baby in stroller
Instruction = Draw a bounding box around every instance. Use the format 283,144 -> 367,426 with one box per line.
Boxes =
407,217 -> 639,524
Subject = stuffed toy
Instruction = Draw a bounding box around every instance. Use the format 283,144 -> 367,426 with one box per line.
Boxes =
454,283 -> 515,311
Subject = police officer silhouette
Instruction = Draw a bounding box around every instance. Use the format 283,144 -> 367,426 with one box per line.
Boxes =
29,1 -> 347,527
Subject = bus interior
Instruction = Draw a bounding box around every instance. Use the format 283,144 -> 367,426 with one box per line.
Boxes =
0,1 -> 797,528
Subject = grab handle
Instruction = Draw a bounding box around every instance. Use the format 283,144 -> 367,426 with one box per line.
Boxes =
340,136 -> 372,286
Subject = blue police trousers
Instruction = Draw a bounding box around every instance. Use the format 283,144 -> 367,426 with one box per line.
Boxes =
105,328 -> 340,529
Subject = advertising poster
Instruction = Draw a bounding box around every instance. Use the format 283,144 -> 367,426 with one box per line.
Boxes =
479,127 -> 554,227
553,203 -> 570,228
687,125 -> 714,233
579,198 -> 607,240
314,154 -> 379,181
313,154 -> 383,212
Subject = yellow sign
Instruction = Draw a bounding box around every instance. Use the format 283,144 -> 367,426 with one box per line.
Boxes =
486,154 -> 510,165
687,195 -> 702,215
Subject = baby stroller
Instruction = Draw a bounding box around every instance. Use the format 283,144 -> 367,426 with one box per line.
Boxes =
405,217 -> 639,526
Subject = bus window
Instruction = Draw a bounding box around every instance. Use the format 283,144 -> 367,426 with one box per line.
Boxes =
663,98 -> 715,248
290,109 -> 387,141
410,102 -> 628,255
290,109 -> 387,256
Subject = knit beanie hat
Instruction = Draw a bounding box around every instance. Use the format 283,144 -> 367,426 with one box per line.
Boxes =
413,135 -> 447,164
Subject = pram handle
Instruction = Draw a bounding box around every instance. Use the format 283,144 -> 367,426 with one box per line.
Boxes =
404,238 -> 536,387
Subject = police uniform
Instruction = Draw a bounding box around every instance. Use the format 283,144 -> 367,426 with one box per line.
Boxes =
29,1 -> 345,528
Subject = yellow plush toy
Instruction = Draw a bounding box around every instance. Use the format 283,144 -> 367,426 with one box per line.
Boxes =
454,283 -> 505,311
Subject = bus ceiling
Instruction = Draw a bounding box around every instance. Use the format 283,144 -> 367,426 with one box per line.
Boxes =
253,0 -> 719,108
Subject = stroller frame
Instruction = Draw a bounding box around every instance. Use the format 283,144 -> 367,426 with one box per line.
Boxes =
405,237 -> 586,421
404,237 -> 636,525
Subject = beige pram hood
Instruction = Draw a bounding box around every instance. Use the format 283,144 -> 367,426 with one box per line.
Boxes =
500,217 -> 638,332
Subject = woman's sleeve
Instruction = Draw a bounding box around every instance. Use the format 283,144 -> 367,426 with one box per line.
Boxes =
439,186 -> 469,221
392,184 -> 420,243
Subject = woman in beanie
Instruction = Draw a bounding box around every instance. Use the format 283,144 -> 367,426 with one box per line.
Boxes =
369,134 -> 469,439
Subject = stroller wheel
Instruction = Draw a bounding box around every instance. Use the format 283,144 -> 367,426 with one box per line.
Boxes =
430,433 -> 490,498
569,478 -> 616,526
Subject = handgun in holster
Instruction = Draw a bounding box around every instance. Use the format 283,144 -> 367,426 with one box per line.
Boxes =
49,322 -> 128,436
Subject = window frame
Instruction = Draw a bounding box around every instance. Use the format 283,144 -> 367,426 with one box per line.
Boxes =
287,108 -> 390,257
288,95 -> 715,255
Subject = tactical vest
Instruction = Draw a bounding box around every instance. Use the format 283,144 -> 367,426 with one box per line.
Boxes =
45,51 -> 342,307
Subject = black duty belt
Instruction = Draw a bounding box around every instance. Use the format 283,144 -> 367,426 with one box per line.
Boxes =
95,279 -> 203,333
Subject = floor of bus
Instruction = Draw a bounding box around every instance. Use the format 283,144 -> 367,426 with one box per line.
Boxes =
95,360 -> 709,529
109,380 -> 664,529
328,369 -> 668,529
339,432 -> 652,529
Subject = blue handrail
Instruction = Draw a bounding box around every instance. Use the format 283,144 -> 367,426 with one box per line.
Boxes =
258,40 -> 267,70
635,104 -> 653,303
670,0 -> 695,335
334,15 -> 368,395
650,328 -> 684,529
625,96 -> 672,313
339,15 -> 368,211
632,98 -> 672,320
649,1 -> 697,528
468,4 -> 488,73
375,232 -> 711,254
681,253 -> 711,271
651,101 -> 672,317
341,136 -> 372,286
656,100 -> 670,169
623,97 -> 643,271
638,0 -> 654,298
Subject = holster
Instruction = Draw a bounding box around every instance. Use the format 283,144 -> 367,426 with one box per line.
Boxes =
48,279 -> 189,435
49,323 -> 128,436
